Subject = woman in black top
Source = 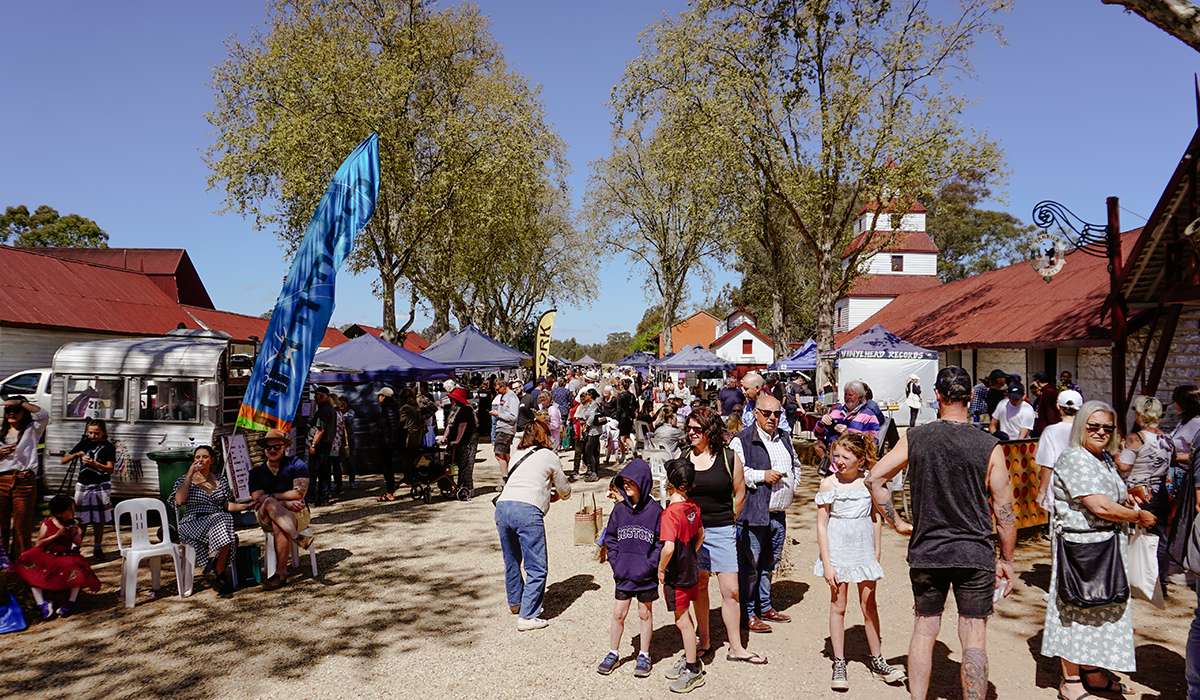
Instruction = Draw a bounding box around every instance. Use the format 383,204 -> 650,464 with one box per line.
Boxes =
476,376 -> 495,439
683,406 -> 763,663
63,419 -> 116,560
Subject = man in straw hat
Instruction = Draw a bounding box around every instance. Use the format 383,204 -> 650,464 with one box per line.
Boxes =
250,429 -> 313,590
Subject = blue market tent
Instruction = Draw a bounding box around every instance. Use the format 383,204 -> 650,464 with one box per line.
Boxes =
309,333 -> 454,383
825,324 -> 938,425
615,350 -> 655,367
768,339 -> 817,372
420,324 -> 531,370
656,344 -> 736,372
574,354 -> 600,366
651,352 -> 676,366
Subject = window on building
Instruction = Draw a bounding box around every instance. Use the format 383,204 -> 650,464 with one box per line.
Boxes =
836,307 -> 843,329
891,255 -> 904,272
64,376 -> 126,420
139,378 -> 200,422
742,339 -> 754,355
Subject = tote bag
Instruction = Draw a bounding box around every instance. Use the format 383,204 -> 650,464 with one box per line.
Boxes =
574,494 -> 604,546
1128,527 -> 1164,609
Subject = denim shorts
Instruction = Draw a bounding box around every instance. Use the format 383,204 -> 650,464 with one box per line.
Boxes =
697,524 -> 738,573
910,566 -> 994,618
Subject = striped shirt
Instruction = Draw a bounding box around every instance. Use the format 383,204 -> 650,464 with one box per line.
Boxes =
813,404 -> 880,445
730,426 -> 800,511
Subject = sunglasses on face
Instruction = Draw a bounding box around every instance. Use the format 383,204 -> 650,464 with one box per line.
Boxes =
263,444 -> 285,452
756,409 -> 783,418
686,424 -> 703,432
1085,423 -> 1116,435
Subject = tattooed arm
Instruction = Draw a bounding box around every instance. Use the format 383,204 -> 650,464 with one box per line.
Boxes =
865,434 -> 912,535
987,445 -> 1016,596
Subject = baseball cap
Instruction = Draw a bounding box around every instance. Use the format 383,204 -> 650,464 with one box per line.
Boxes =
313,386 -> 330,396
376,387 -> 393,397
935,366 -> 972,399
1007,383 -> 1026,398
1057,389 -> 1083,409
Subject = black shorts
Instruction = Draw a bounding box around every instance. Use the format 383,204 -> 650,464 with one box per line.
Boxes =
910,566 -> 994,618
615,587 -> 658,603
494,431 -> 515,456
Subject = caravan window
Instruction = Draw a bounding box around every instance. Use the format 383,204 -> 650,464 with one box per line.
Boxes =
139,379 -> 199,422
64,377 -> 126,420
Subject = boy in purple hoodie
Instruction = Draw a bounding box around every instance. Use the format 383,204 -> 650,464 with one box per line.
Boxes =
597,459 -> 664,677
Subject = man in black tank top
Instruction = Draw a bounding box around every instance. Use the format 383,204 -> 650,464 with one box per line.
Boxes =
865,366 -> 1016,700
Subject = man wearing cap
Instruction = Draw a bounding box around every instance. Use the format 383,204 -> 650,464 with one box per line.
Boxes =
250,429 -> 313,590
989,384 -> 1034,440
865,367 -> 1016,700
983,370 -> 1010,417
307,387 -> 337,506
1034,389 -> 1082,511
491,380 -> 519,472
440,387 -> 478,499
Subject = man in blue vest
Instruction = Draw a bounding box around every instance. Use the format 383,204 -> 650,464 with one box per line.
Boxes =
731,394 -> 800,633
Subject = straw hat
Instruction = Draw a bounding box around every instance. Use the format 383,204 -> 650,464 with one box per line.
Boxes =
256,428 -> 292,447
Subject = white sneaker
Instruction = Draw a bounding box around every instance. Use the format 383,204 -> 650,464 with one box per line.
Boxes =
517,617 -> 549,631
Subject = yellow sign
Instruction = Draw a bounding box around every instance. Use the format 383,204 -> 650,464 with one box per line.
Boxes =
534,309 -> 556,378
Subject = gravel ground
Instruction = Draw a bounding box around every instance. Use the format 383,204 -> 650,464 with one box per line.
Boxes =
0,446 -> 1193,700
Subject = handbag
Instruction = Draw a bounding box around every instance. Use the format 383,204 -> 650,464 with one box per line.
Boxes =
233,544 -> 262,589
1128,527 -> 1164,608
0,591 -> 27,634
1056,525 -> 1129,608
574,494 -> 604,546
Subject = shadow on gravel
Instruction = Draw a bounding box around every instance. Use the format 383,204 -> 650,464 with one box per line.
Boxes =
892,639 -> 998,700
0,490 -> 508,700
770,580 -> 810,612
543,574 -> 599,619
1019,562 -> 1051,593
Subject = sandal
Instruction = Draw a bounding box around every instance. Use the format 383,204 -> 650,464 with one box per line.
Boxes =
377,494 -> 396,502
726,652 -> 768,665
1059,677 -> 1099,700
1081,670 -> 1132,695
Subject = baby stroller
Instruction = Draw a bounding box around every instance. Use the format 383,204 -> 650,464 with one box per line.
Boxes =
409,445 -> 461,504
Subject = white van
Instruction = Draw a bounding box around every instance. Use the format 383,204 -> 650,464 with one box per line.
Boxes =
0,367 -> 54,409
43,329 -> 258,498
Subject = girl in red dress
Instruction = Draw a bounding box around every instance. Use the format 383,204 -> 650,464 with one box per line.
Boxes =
14,495 -> 101,620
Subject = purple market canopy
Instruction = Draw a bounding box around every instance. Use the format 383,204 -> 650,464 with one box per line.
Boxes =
615,350 -> 655,367
309,333 -> 454,382
574,354 -> 600,366
824,324 -> 938,360
420,324 -> 531,370
769,339 -> 817,371
655,344 -> 736,371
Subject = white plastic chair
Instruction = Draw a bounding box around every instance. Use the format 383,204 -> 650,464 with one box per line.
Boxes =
641,448 -> 672,507
173,501 -> 238,596
632,420 -> 651,458
265,527 -> 318,579
114,498 -> 187,607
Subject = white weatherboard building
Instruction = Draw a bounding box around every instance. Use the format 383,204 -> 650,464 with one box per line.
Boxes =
834,200 -> 942,334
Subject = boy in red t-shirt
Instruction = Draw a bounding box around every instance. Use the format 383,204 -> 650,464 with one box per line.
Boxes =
658,458 -> 706,693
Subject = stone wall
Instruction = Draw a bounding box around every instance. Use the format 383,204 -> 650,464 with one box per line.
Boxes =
976,348 -> 1027,381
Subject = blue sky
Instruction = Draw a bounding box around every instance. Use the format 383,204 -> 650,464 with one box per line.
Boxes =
3,1 -> 1199,344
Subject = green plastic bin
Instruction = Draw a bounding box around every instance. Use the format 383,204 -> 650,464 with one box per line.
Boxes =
147,448 -> 196,525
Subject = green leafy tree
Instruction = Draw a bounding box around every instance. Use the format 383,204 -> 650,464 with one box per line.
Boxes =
927,171 -> 1036,282
1,205 -> 108,247
615,0 -> 1010,386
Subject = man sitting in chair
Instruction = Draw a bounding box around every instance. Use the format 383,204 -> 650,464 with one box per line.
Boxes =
250,429 -> 313,590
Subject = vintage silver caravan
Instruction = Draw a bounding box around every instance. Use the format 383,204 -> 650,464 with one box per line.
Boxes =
43,329 -> 257,497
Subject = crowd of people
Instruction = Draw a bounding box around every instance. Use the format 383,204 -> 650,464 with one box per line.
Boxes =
2,362 -> 1200,699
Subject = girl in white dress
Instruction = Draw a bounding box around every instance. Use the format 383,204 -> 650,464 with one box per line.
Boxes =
815,433 -> 905,690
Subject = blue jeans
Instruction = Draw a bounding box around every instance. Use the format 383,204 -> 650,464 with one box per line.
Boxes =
1188,598 -> 1200,700
494,500 -> 548,619
737,512 -> 787,618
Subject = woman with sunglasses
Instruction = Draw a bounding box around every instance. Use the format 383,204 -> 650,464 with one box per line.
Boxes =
173,445 -> 256,594
1044,401 -> 1156,700
681,406 -> 764,664
0,396 -> 49,556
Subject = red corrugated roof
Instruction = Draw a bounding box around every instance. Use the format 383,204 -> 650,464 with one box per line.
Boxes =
844,230 -> 939,257
182,305 -> 348,347
841,274 -> 942,298
346,324 -> 429,352
0,246 -> 192,334
833,229 -> 1143,350
20,247 -> 215,308
710,321 -> 773,349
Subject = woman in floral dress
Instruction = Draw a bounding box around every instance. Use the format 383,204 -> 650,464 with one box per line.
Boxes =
1044,401 -> 1158,700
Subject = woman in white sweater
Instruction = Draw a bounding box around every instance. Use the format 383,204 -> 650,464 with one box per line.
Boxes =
495,417 -> 572,632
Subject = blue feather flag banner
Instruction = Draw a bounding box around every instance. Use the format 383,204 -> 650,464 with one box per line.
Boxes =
237,133 -> 380,432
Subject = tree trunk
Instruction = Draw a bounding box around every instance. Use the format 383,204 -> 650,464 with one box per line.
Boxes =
396,288 -> 418,347
769,290 -> 788,359
1102,0 -> 1200,52
380,271 -> 397,344
661,295 -> 676,358
815,246 -> 836,391
430,296 -> 451,338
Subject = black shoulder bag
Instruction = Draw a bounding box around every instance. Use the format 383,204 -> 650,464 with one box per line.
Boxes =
491,446 -> 544,506
1055,520 -> 1129,609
